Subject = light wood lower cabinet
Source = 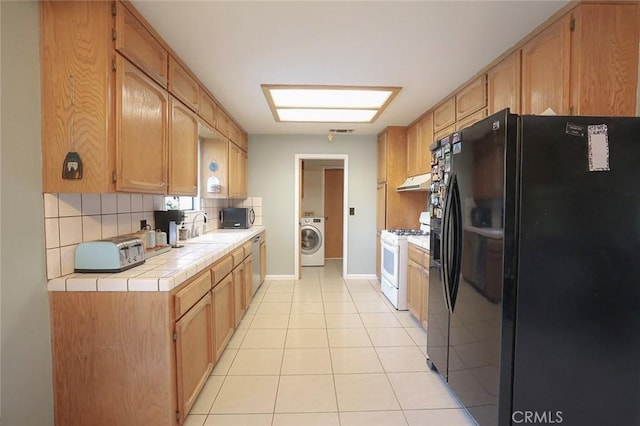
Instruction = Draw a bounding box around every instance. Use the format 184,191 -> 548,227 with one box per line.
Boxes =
260,239 -> 267,284
48,234 -> 267,425
213,273 -> 235,361
407,244 -> 430,329
233,261 -> 246,326
245,255 -> 254,306
175,293 -> 214,424
406,259 -> 423,320
50,292 -> 176,426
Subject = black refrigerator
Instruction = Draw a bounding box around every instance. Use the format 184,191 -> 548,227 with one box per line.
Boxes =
426,109 -> 640,426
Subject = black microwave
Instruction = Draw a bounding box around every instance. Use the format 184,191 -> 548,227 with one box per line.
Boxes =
221,208 -> 255,229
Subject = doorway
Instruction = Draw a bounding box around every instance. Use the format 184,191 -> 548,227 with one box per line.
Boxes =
294,154 -> 348,279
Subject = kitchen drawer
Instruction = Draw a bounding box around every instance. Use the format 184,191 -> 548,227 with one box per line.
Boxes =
231,247 -> 245,268
174,270 -> 212,319
408,244 -> 427,265
212,255 -> 233,286
242,242 -> 252,259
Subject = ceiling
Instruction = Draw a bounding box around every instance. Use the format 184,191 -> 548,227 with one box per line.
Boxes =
132,0 -> 569,136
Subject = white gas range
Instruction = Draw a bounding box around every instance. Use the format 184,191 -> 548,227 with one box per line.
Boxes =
380,212 -> 430,310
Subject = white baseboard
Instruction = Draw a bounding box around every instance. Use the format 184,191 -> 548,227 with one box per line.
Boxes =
345,274 -> 378,280
265,275 -> 296,280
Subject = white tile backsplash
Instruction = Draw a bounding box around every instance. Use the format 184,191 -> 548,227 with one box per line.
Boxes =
82,215 -> 102,241
117,194 -> 131,213
58,193 -> 82,217
117,213 -> 133,235
101,194 -> 117,214
59,216 -> 83,246
143,194 -> 154,212
81,193 -> 101,215
131,194 -> 143,212
46,248 -> 61,280
44,193 -> 59,218
60,245 -> 76,276
45,218 -> 60,249
102,214 -> 118,238
44,192 -> 265,280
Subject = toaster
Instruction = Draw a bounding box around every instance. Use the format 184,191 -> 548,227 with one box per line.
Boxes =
75,236 -> 145,273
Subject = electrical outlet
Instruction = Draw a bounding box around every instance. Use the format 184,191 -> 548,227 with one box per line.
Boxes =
349,207 -> 355,215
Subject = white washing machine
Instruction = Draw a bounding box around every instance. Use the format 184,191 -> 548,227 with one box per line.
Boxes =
301,217 -> 325,266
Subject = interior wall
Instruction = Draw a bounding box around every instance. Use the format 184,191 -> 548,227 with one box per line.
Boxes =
1,2 -> 54,425
248,134 -> 376,276
301,168 -> 323,217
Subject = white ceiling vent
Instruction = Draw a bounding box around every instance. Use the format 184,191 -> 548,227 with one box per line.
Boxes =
329,129 -> 355,134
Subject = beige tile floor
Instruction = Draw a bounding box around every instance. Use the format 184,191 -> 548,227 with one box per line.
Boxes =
184,259 -> 477,426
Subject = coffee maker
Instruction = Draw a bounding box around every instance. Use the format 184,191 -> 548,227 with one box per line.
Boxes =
154,210 -> 185,235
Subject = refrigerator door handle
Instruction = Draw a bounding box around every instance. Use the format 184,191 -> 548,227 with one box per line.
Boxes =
441,175 -> 455,313
449,176 -> 463,312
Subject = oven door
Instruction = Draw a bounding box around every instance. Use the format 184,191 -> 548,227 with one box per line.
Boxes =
381,239 -> 400,287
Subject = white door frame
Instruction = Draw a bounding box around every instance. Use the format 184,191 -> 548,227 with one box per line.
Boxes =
294,154 -> 348,279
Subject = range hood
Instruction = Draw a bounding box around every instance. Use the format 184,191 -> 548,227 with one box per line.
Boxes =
396,173 -> 431,192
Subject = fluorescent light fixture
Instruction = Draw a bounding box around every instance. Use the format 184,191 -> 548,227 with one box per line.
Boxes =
276,108 -> 377,123
262,84 -> 401,123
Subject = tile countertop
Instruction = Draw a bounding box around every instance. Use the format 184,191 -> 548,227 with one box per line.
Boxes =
47,226 -> 265,292
407,235 -> 430,251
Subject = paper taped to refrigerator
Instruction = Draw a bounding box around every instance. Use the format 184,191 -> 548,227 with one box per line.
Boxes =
587,124 -> 610,172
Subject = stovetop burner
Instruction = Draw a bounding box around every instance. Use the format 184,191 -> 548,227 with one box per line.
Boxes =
387,229 -> 428,236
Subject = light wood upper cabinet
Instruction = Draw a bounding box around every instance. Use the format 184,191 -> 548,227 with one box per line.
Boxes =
416,113 -> 433,176
433,97 -> 456,133
169,97 -> 198,196
456,76 -> 487,120
237,131 -> 249,152
115,55 -> 168,194
115,2 -> 169,88
434,124 -> 455,144
228,142 -> 248,199
455,109 -> 487,132
175,293 -> 214,425
521,15 -> 571,115
41,1 -> 115,193
569,3 -> 640,116
377,127 -> 426,231
376,183 -> 386,233
407,114 -> 433,177
199,89 -> 218,129
212,273 -> 234,361
488,51 -> 521,114
169,56 -> 199,113
377,133 -> 387,183
406,123 -> 419,177
217,108 -> 231,138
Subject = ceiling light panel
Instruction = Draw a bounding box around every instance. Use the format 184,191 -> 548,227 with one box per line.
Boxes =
270,89 -> 393,108
262,84 -> 401,123
276,108 -> 377,123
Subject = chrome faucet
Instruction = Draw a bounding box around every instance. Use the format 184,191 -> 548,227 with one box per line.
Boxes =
190,211 -> 208,238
